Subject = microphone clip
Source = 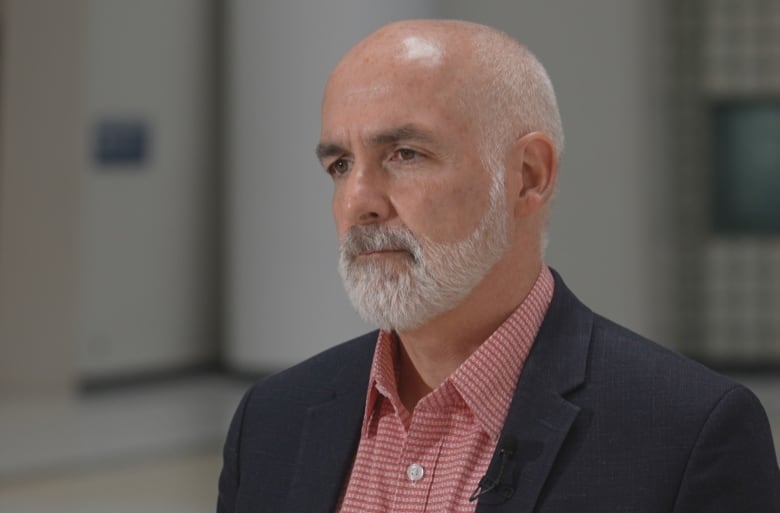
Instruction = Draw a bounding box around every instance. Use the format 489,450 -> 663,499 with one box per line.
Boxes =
468,434 -> 517,503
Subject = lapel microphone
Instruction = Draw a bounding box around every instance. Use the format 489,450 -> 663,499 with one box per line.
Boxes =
468,433 -> 518,502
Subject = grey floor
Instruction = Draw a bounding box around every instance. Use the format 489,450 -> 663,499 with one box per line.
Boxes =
0,374 -> 778,513
0,376 -> 246,513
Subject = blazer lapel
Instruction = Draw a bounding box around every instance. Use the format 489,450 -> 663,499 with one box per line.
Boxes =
283,334 -> 377,513
283,390 -> 365,513
477,271 -> 593,513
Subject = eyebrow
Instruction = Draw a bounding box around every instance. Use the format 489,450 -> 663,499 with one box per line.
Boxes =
315,124 -> 437,163
314,142 -> 344,163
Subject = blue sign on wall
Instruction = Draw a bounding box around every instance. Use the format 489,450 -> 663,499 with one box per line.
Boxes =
94,119 -> 149,167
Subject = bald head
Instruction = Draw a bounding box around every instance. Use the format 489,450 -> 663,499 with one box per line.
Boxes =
321,20 -> 561,329
325,19 -> 564,160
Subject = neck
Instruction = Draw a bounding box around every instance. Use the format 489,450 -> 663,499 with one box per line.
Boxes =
395,256 -> 542,412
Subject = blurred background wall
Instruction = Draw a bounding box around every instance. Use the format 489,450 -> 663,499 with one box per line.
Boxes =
0,0 -> 220,395
0,0 -> 680,390
79,0 -> 219,381
670,0 -> 780,365
0,0 -> 778,511
0,0 -> 85,398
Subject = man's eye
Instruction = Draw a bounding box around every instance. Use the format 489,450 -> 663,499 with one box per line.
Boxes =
392,148 -> 421,162
396,148 -> 418,161
328,159 -> 350,176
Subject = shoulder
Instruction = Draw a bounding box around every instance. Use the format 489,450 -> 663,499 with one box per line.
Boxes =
239,330 -> 378,412
588,313 -> 739,403
545,270 -> 764,439
546,269 -> 739,403
590,314 -> 733,385
580,313 -> 778,479
544,280 -> 779,507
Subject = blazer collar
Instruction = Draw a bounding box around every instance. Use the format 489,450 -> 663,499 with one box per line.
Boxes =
476,269 -> 593,513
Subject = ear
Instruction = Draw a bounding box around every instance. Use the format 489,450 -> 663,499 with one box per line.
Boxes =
506,132 -> 558,218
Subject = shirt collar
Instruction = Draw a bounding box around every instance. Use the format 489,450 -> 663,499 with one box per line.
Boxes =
361,265 -> 555,440
362,330 -> 409,434
450,266 -> 554,438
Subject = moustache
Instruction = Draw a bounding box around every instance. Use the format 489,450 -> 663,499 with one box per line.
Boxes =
340,225 -> 422,262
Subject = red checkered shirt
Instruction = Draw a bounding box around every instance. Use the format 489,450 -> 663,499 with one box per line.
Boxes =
338,266 -> 554,513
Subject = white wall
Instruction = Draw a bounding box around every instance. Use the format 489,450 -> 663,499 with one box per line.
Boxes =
78,0 -> 218,378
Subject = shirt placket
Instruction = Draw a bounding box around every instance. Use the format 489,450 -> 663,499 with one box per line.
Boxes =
391,408 -> 446,513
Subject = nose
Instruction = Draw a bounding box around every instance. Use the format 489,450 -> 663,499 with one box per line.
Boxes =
335,160 -> 393,226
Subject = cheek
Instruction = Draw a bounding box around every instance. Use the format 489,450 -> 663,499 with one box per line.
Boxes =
446,185 -> 488,234
397,181 -> 487,243
331,190 -> 348,236
452,182 -> 488,214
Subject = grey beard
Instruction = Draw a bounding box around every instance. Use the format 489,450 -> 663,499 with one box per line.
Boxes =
338,179 -> 508,331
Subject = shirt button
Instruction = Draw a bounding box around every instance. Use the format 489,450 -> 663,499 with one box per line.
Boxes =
406,463 -> 425,482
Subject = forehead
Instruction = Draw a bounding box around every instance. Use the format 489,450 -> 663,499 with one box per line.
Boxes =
320,89 -> 470,155
320,57 -> 473,140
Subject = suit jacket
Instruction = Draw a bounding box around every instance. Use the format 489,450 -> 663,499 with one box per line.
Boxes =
217,271 -> 780,512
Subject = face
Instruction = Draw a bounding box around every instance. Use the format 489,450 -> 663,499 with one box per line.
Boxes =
318,38 -> 510,330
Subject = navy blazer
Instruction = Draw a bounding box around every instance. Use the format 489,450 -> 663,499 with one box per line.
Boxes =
218,272 -> 780,512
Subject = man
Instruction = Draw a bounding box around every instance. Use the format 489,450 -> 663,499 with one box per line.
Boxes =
218,20 -> 780,512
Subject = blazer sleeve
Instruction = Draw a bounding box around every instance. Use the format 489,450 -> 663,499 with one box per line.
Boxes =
672,385 -> 780,512
216,386 -> 253,513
